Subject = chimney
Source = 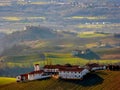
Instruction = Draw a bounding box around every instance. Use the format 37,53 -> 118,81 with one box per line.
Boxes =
34,64 -> 40,71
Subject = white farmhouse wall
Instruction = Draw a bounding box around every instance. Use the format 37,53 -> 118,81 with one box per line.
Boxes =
28,73 -> 51,80
44,68 -> 59,72
59,69 -> 89,79
91,66 -> 106,71
28,74 -> 42,80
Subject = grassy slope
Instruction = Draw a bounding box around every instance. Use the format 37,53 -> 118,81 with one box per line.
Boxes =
0,77 -> 16,86
0,71 -> 120,90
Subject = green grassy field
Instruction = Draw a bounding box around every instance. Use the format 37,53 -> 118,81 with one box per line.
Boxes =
0,77 -> 16,86
77,32 -> 109,38
1,53 -> 120,68
0,71 -> 120,90
3,53 -> 120,68
71,16 -> 106,20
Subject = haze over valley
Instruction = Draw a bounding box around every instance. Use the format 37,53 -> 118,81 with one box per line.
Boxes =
0,1 -> 120,90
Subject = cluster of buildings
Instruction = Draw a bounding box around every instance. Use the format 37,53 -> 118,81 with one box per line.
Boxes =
72,49 -> 100,60
16,63 -> 106,82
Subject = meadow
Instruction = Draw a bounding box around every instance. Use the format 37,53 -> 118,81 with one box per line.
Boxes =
77,32 -> 109,38
0,77 -> 16,86
4,53 -> 120,68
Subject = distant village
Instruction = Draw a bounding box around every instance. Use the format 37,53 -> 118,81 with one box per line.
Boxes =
16,63 -> 120,82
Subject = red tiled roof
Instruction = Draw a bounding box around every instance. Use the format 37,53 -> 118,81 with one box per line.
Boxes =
28,70 -> 44,75
44,65 -> 79,69
21,74 -> 28,76
44,65 -> 61,69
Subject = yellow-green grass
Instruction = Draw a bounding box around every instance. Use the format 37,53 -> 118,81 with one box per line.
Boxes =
78,32 -> 108,38
32,53 -> 120,66
2,16 -> 46,21
0,71 -> 120,90
78,24 -> 105,29
0,77 -> 16,86
2,17 -> 22,21
86,43 -> 98,48
21,40 -> 48,49
4,53 -> 120,68
47,53 -> 120,65
71,16 -> 106,20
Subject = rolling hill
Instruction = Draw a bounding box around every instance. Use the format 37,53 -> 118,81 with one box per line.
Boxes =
0,26 -> 62,53
0,71 -> 120,90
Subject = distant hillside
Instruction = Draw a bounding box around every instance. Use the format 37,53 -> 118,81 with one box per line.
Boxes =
3,26 -> 60,41
0,71 -> 120,90
0,26 -> 62,53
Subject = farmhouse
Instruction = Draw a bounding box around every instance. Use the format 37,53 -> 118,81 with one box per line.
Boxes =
16,64 -> 51,82
43,64 -> 79,74
43,64 -> 89,79
59,67 -> 89,80
16,63 -> 107,82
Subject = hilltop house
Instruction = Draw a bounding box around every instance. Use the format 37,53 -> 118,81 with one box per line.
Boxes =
43,64 -> 90,80
16,63 -> 107,82
59,67 -> 89,80
44,64 -> 90,79
16,64 -> 51,82
43,64 -> 79,73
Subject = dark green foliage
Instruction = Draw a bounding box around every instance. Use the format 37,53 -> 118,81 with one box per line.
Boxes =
74,49 -> 100,60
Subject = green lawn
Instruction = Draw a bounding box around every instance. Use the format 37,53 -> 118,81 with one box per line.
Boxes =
0,77 -> 16,86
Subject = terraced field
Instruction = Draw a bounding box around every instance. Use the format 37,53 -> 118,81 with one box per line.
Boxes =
0,71 -> 120,90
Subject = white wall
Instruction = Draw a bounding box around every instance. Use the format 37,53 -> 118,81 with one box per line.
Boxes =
28,73 -> 51,80
91,66 -> 106,71
59,69 -> 89,79
28,74 -> 42,80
